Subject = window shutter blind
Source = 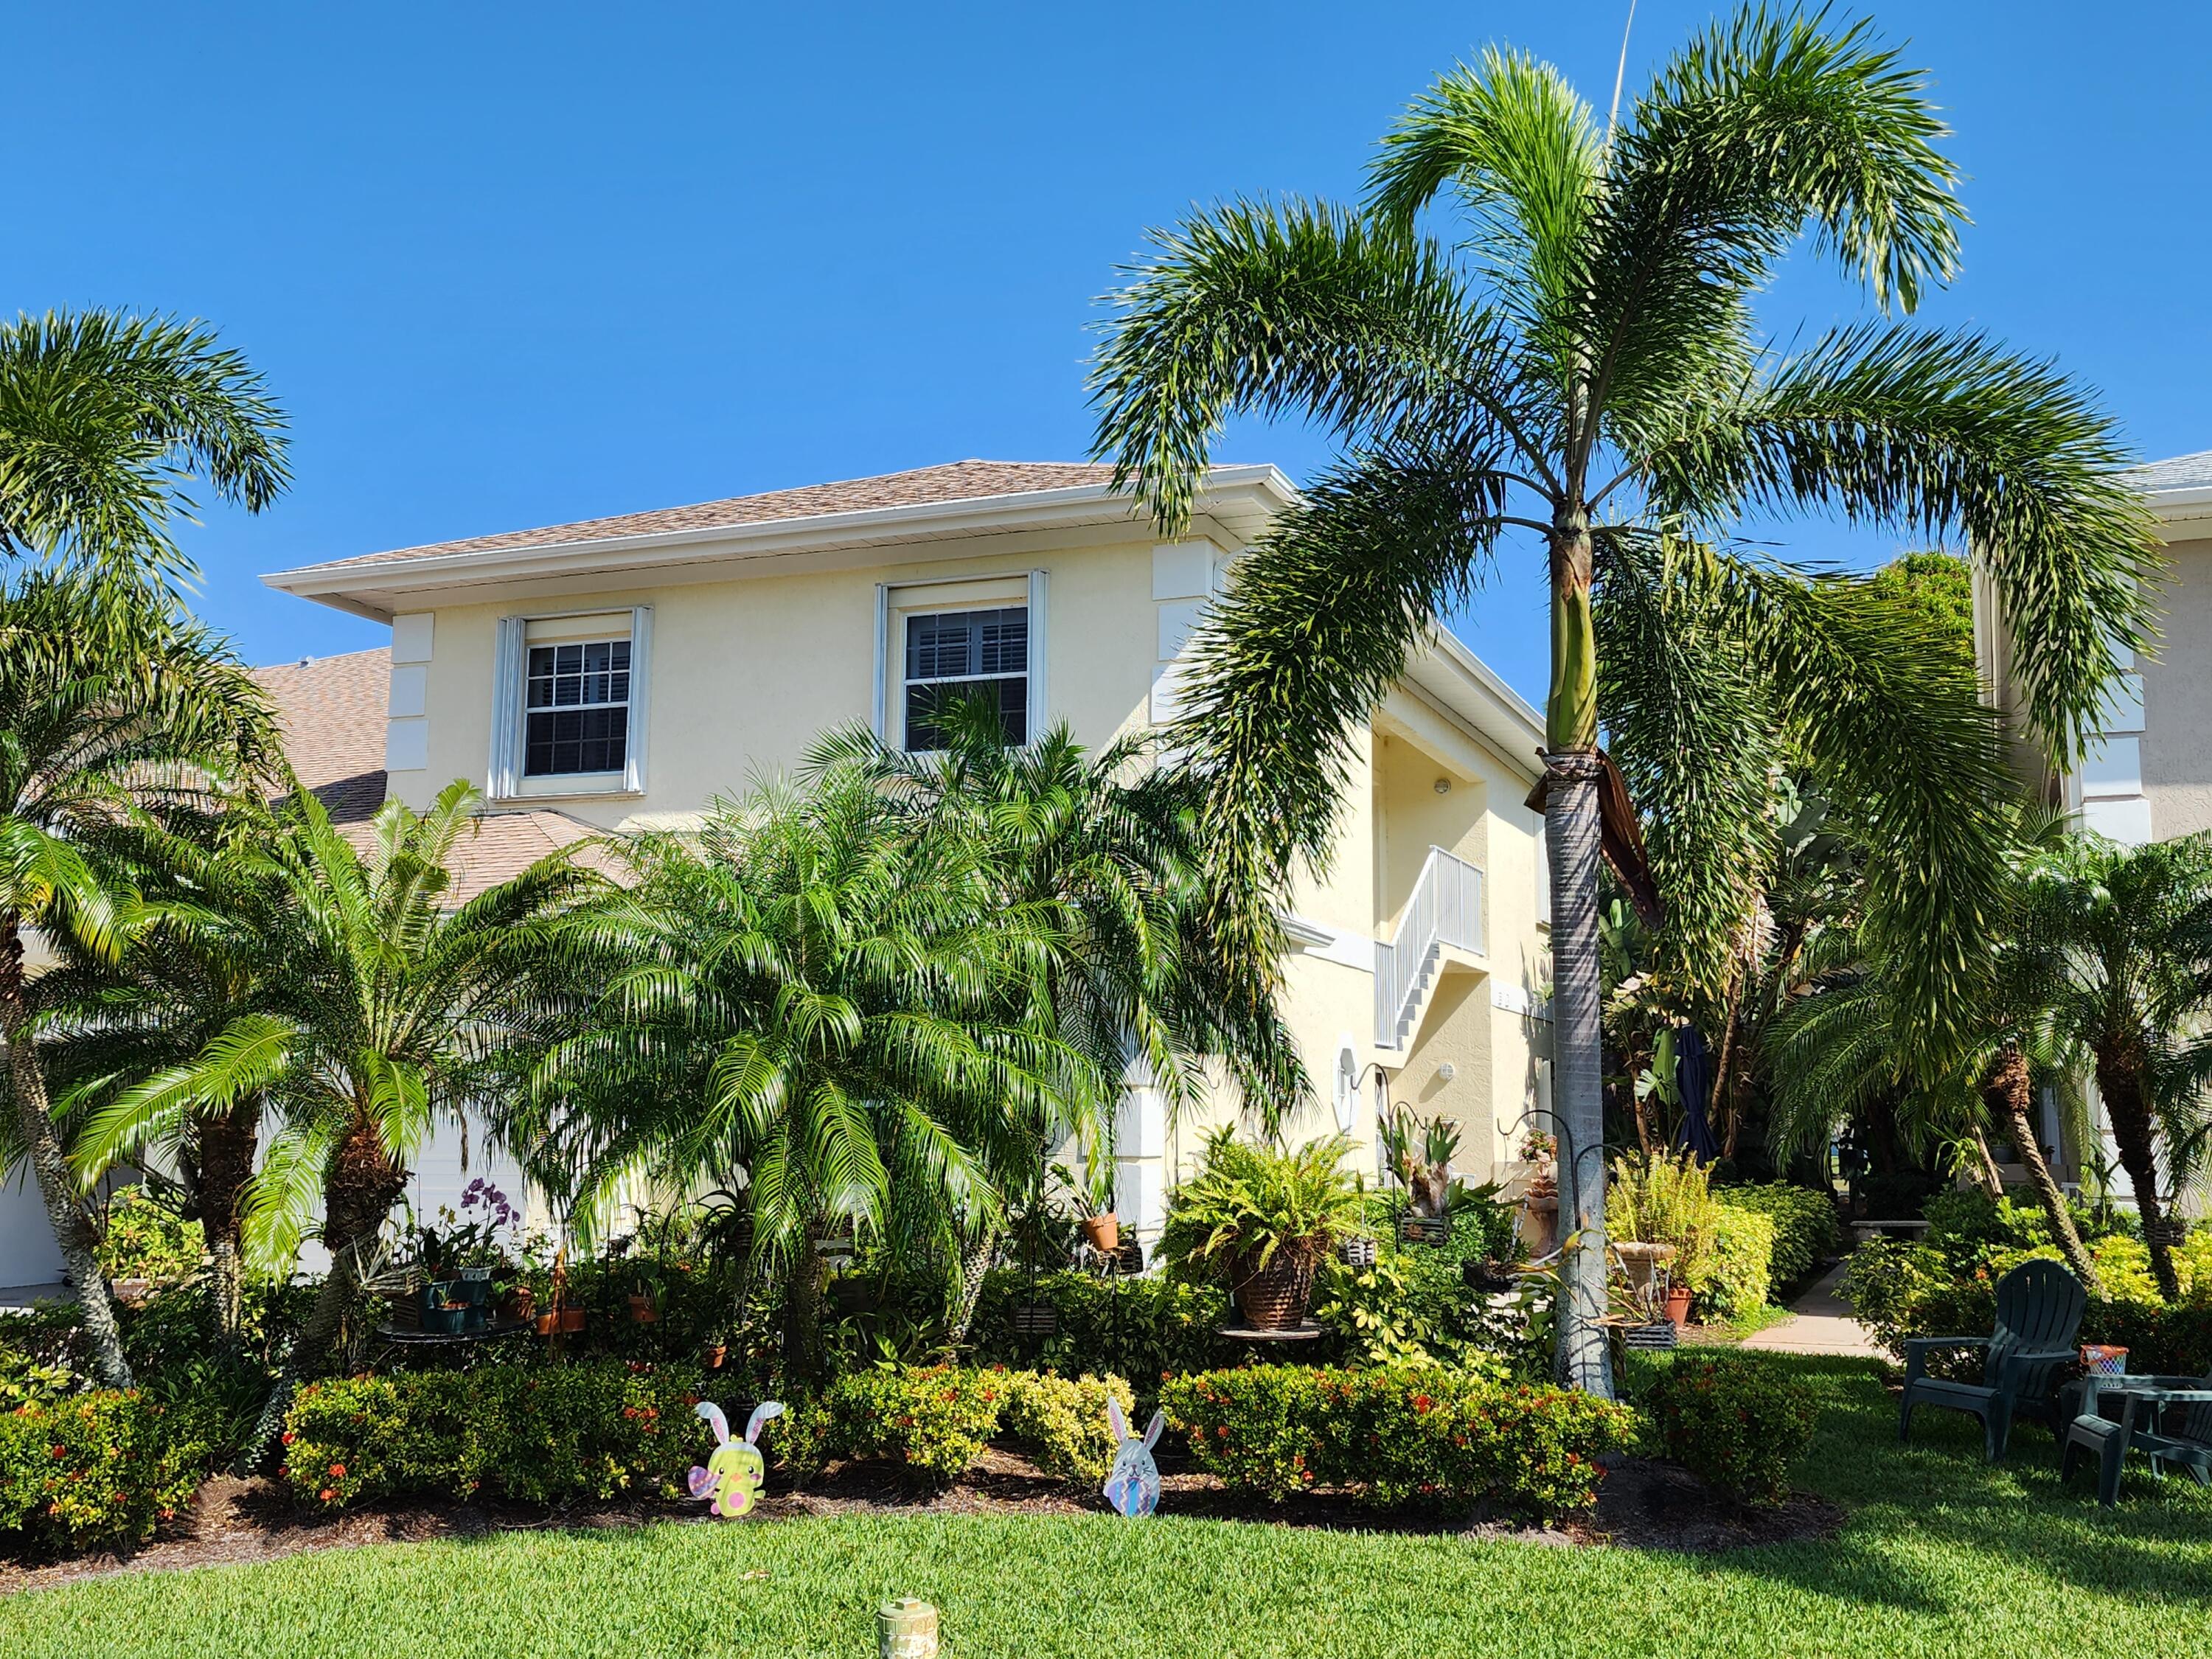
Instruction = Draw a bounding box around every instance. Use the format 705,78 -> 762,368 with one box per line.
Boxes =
625,605 -> 653,793
487,615 -> 525,799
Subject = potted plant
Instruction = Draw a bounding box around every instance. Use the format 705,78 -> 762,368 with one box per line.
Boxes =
1609,1152 -> 1719,1326
1158,1128 -> 1363,1330
1054,1158 -> 1120,1254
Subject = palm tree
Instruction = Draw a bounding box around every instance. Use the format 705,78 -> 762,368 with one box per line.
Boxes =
0,576 -> 277,1385
520,766 -> 1102,1382
35,818 -> 296,1343
2011,834 -> 2212,1300
807,706 -> 1304,1333
1088,7 -> 2154,1394
1765,810 -> 2104,1290
0,307 -> 288,586
73,782 -> 599,1439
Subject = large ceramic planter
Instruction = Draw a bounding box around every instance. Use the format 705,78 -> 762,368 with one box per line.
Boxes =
1232,1253 -> 1315,1330
1519,1194 -> 1559,1259
1613,1241 -> 1677,1295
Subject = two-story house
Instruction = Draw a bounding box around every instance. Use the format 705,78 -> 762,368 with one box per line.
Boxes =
0,461 -> 1556,1293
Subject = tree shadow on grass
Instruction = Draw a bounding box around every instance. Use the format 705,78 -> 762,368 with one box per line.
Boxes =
1683,1354 -> 2212,1618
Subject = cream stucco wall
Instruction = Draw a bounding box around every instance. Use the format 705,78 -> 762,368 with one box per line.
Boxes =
330,509 -> 1549,1243
2140,537 -> 2212,840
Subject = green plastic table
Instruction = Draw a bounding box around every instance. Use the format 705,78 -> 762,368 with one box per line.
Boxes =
2057,1373 -> 2212,1506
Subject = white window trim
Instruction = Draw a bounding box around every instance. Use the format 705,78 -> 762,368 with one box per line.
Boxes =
488,605 -> 653,801
872,571 -> 1046,748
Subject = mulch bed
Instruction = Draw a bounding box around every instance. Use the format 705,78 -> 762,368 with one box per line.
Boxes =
0,1446 -> 1843,1596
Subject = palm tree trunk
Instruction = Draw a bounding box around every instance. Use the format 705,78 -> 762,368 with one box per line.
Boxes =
197,1099 -> 262,1346
784,1228 -> 828,1385
0,919 -> 133,1388
947,1230 -> 997,1346
1968,1126 -> 2006,1199
1545,507 -> 1613,1400
2093,1046 -> 2180,1301
240,1114 -> 405,1472
1989,1044 -> 2098,1292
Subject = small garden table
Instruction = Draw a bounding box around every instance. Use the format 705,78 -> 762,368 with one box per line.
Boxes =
2057,1374 -> 2212,1506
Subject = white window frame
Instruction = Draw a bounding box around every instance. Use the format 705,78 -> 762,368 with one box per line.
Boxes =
873,571 -> 1047,751
489,605 -> 653,800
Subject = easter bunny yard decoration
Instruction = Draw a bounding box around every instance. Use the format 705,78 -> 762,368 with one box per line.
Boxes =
689,1399 -> 784,1518
1103,1398 -> 1165,1518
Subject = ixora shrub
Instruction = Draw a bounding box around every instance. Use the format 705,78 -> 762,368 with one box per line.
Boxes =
1715,1184 -> 1840,1293
776,1366 -> 1006,1488
1,1391 -> 202,1552
1160,1365 -> 1635,1519
1637,1353 -> 1818,1506
1000,1372 -> 1135,1487
282,1362 -> 703,1511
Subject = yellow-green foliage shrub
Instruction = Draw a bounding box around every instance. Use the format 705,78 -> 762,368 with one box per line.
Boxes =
1000,1371 -> 1133,1487
1695,1206 -> 1775,1322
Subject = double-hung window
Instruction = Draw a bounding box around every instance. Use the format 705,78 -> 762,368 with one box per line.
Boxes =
487,607 -> 653,799
902,606 -> 1027,749
525,638 -> 630,777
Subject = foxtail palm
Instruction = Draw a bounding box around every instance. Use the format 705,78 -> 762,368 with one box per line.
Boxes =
1090,8 -> 2153,1394
0,577 -> 275,1385
521,768 -> 1102,1382
0,307 -> 288,586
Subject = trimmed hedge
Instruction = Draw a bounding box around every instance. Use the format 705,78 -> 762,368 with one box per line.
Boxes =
1,1391 -> 201,1552
1693,1206 -> 1774,1323
778,1366 -> 1135,1492
968,1270 -> 1234,1383
1638,1352 -> 1818,1505
1717,1184 -> 1840,1293
1846,1239 -> 2212,1377
281,1361 -> 703,1511
1159,1365 -> 1636,1520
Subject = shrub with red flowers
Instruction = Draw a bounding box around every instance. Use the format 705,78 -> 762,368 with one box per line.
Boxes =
1635,1352 -> 1818,1505
280,1361 -> 703,1512
0,1390 -> 201,1552
1160,1365 -> 1635,1519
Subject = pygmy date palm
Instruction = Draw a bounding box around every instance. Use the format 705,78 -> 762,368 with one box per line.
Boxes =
1091,8 -> 2156,1394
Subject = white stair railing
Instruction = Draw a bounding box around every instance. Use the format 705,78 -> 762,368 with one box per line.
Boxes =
1373,846 -> 1484,1048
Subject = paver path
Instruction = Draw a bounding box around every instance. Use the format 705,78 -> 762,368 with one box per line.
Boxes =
1739,1260 -> 1885,1358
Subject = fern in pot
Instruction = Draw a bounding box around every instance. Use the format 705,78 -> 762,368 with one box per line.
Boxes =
1159,1129 -> 1362,1329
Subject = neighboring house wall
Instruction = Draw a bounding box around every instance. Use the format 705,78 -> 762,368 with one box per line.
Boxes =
2138,536 -> 2212,840
264,462 -> 1551,1249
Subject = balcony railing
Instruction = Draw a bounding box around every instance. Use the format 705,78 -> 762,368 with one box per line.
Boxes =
1374,846 -> 1484,1049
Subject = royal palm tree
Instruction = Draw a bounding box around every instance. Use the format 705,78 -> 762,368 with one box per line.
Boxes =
0,307 -> 288,585
0,577 -> 276,1385
2011,833 -> 2212,1300
521,767 -> 1102,1382
1089,7 -> 2154,1393
807,706 -> 1304,1332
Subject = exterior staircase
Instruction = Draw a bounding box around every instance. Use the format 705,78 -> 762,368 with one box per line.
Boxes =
1374,846 -> 1484,1050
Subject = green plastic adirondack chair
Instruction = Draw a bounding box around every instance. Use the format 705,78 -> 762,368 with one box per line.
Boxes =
1899,1259 -> 2087,1462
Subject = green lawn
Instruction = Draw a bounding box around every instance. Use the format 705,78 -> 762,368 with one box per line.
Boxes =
4,1356 -> 2209,1658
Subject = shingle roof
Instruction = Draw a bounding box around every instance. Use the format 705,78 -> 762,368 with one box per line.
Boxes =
252,648 -> 389,826
447,810 -> 612,903
286,460 -> 1118,574
2126,450 -> 2212,493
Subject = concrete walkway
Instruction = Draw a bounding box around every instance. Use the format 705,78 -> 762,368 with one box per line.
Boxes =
1739,1261 -> 1885,1358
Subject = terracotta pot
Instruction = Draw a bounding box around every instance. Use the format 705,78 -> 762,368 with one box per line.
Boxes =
1232,1253 -> 1314,1330
1665,1285 -> 1693,1326
627,1294 -> 658,1324
703,1343 -> 728,1370
557,1307 -> 588,1333
1080,1213 -> 1121,1253
534,1311 -> 558,1336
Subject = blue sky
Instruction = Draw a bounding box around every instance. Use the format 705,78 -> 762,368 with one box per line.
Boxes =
9,1 -> 2208,706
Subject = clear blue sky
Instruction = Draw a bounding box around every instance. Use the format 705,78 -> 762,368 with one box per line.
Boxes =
8,1 -> 2208,706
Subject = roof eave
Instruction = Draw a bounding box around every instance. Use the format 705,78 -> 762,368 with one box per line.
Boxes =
262,465 -> 1298,619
